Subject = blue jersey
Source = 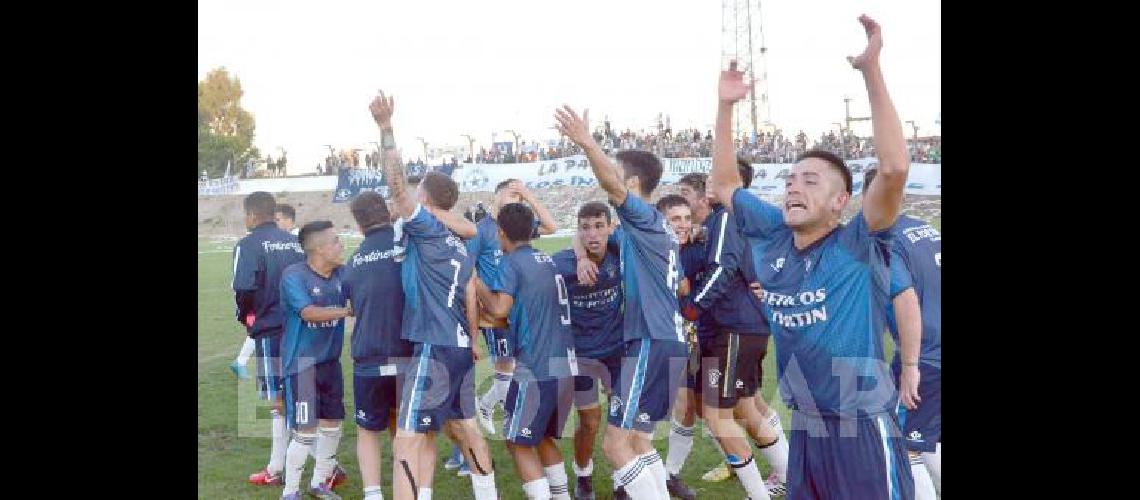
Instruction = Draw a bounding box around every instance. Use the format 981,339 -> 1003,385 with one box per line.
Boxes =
732,188 -> 894,417
343,226 -> 412,370
466,216 -> 540,290
886,216 -> 941,369
496,245 -> 575,381
397,205 -> 475,348
679,240 -> 716,339
611,193 -> 684,343
552,248 -> 623,359
232,222 -> 306,338
280,263 -> 348,375
692,204 -> 769,335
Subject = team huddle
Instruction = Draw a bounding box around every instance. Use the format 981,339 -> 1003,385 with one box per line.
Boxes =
228,15 -> 941,500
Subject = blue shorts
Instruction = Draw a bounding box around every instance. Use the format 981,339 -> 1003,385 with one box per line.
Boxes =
353,361 -> 403,431
283,360 -> 345,430
894,363 -> 941,453
504,378 -> 574,446
254,333 -> 283,401
572,351 -> 623,409
787,410 -> 914,500
606,339 -> 689,433
397,343 -> 476,433
482,327 -> 512,362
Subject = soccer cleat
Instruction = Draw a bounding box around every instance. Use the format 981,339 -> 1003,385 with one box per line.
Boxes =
444,447 -> 465,470
248,467 -> 283,486
764,475 -> 787,497
667,473 -> 697,500
457,460 -> 471,477
230,360 -> 251,379
613,486 -> 630,500
307,484 -> 342,500
701,462 -> 732,482
476,397 -> 496,435
575,475 -> 595,500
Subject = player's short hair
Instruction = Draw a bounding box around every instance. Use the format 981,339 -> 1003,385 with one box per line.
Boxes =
497,203 -> 535,243
298,220 -> 335,252
577,201 -> 611,223
677,173 -> 707,194
350,191 -> 391,230
274,203 -> 296,220
656,194 -> 689,213
796,150 -> 852,194
244,191 -> 276,218
421,172 -> 460,210
495,179 -> 518,193
862,168 -> 878,194
616,150 -> 663,194
737,157 -> 754,189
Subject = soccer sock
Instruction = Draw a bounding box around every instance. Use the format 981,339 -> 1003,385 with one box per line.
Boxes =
755,435 -> 789,483
911,454 -> 938,500
522,477 -> 552,500
572,458 -> 593,477
612,457 -> 657,499
267,408 -> 289,473
767,411 -> 785,436
665,418 -> 695,476
283,431 -> 316,495
544,463 -> 570,500
470,471 -> 498,500
638,451 -> 669,498
416,488 -> 432,500
310,425 -> 343,487
363,485 -> 384,500
923,443 -> 941,492
481,371 -> 512,408
236,337 -> 256,365
728,454 -> 771,500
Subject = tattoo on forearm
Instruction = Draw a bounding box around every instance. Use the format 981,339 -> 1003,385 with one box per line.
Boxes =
382,145 -> 407,203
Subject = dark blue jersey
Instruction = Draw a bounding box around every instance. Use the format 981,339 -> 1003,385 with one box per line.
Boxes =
343,226 -> 412,370
692,204 -> 769,335
552,248 -> 624,359
466,215 -> 540,290
232,222 -> 306,338
886,216 -> 941,369
733,188 -> 895,417
496,245 -> 576,381
280,263 -> 348,375
679,240 -> 716,339
396,205 -> 475,348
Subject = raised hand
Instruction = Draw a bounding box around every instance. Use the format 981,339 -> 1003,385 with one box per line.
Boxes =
718,60 -> 752,104
846,14 -> 883,71
554,106 -> 592,147
369,91 -> 395,129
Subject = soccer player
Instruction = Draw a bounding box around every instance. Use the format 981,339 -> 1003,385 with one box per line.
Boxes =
551,202 -> 623,500
371,91 -> 498,500
278,220 -> 354,500
343,191 -> 412,500
864,169 -> 942,499
276,204 -> 299,235
475,202 -> 577,500
232,191 -> 306,487
469,178 -> 558,433
555,107 -> 687,500
707,15 -> 915,499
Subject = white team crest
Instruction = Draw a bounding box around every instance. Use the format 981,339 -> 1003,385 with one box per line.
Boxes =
735,379 -> 744,389
908,430 -> 922,441
610,396 -> 623,415
638,413 -> 650,423
311,287 -> 321,296
357,410 -> 366,419
421,416 -> 432,425
520,428 -> 533,437
771,258 -> 786,272
708,369 -> 722,388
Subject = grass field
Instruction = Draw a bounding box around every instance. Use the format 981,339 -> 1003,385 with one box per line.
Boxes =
198,233 -> 900,499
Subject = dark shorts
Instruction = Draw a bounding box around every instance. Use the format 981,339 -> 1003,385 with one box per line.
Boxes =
572,351 -> 623,409
353,360 -> 403,431
254,333 -> 283,401
482,327 -> 512,362
894,363 -> 941,453
787,411 -> 915,500
283,360 -> 345,430
606,339 -> 689,433
698,331 -> 768,409
504,378 -> 574,446
396,343 -> 476,433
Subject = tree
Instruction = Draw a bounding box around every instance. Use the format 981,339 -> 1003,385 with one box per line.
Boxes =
198,68 -> 258,177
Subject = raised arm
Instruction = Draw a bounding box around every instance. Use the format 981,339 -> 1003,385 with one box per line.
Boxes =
554,106 -> 627,205
428,206 -> 477,239
369,91 -> 416,218
849,15 -> 908,231
708,61 -> 751,211
514,181 -> 558,235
